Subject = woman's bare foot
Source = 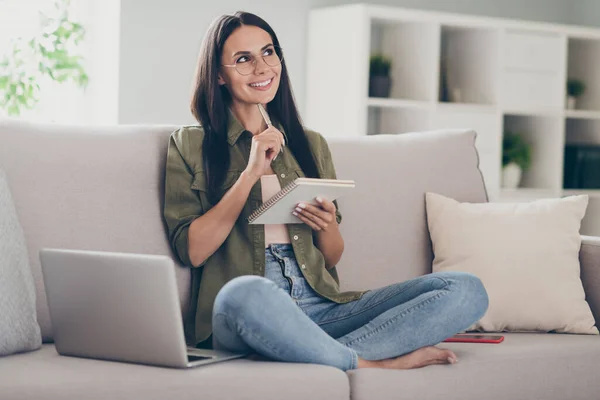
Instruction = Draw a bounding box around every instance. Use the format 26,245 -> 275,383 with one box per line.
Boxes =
357,346 -> 458,369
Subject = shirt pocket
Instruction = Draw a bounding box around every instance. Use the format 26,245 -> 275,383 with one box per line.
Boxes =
191,170 -> 241,209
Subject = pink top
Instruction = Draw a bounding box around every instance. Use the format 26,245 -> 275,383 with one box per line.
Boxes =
260,174 -> 291,247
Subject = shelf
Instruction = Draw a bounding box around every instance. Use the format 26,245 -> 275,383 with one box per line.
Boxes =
496,188 -> 560,202
563,189 -> 600,198
367,107 -> 430,135
439,25 -> 499,105
563,119 -> 600,190
307,4 -> 600,234
503,108 -> 561,118
565,118 -> 600,145
564,109 -> 600,120
436,102 -> 497,113
430,105 -> 500,152
503,30 -> 564,74
503,66 -> 558,75
367,98 -> 430,109
501,30 -> 565,111
370,20 -> 438,101
503,114 -> 564,192
567,37 -> 600,111
306,4 -> 600,233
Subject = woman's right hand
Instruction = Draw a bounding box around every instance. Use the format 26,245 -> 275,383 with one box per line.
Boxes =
244,126 -> 286,181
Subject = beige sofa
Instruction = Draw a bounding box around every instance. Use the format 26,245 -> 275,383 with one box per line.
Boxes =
0,118 -> 599,400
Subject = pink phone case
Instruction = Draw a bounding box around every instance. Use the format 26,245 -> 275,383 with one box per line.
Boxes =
443,334 -> 504,344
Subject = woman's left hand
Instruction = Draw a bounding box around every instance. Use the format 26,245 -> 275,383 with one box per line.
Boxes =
292,197 -> 337,232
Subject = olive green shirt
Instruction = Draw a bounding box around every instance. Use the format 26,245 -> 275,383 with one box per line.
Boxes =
163,111 -> 366,346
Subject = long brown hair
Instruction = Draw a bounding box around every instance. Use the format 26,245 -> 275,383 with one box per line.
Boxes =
190,11 -> 319,205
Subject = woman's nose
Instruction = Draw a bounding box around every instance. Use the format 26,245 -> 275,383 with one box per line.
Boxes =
253,57 -> 270,74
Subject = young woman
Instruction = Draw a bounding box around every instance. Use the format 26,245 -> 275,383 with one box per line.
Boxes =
163,11 -> 489,371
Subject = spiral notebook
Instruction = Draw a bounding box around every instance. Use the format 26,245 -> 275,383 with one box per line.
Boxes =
247,178 -> 355,225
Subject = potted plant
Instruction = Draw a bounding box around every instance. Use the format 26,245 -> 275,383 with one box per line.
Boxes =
0,0 -> 88,117
566,78 -> 585,110
502,131 -> 532,189
369,54 -> 392,98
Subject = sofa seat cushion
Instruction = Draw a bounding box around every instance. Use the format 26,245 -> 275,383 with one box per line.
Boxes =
0,345 -> 349,400
347,333 -> 600,400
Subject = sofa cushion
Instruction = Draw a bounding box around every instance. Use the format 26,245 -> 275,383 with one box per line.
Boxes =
0,345 -> 350,400
0,119 -> 191,343
580,235 -> 600,327
0,168 -> 42,356
425,192 -> 598,335
326,129 -> 488,292
347,333 -> 600,400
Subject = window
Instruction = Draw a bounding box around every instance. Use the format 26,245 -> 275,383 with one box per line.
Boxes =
0,0 -> 120,124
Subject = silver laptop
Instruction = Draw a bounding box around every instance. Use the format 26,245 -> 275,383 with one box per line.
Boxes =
39,248 -> 248,368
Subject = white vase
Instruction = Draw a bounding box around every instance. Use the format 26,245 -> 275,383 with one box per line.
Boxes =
566,96 -> 576,110
450,87 -> 462,103
502,163 -> 522,189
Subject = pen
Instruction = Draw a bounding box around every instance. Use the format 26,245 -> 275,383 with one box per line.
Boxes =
257,103 -> 286,154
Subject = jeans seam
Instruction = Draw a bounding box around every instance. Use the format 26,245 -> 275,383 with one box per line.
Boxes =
342,289 -> 450,347
349,348 -> 358,370
317,278 -> 440,326
214,312 -> 284,359
316,291 -> 401,326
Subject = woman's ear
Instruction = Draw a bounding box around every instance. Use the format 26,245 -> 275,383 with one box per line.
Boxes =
218,74 -> 226,86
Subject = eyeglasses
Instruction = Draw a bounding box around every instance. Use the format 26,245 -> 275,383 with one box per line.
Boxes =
222,45 -> 284,76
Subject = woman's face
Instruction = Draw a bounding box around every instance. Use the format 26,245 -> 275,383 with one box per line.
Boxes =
218,25 -> 282,106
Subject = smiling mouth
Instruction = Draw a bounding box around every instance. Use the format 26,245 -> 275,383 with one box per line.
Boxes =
249,78 -> 273,88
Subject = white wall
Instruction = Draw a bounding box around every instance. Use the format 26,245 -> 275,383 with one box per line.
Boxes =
117,0 -> 580,125
80,0 -> 121,125
118,0 -> 308,125
571,0 -> 600,28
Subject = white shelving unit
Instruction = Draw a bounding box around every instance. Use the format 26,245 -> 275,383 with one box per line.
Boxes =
306,4 -> 600,235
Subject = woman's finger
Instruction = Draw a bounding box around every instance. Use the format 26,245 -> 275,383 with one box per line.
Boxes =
293,211 -> 322,231
315,197 -> 336,213
295,207 -> 328,230
262,136 -> 281,162
296,203 -> 333,224
262,127 -> 285,152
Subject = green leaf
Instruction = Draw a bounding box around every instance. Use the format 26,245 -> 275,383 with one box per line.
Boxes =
0,0 -> 88,116
7,104 -> 20,116
78,73 -> 89,87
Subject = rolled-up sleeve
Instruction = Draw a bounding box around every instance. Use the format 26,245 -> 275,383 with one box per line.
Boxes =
318,134 -> 343,225
163,131 -> 205,268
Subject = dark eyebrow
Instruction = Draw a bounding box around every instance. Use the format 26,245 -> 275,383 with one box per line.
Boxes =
232,44 -> 273,58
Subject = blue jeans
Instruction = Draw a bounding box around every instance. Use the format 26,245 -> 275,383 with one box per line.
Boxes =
212,243 -> 489,371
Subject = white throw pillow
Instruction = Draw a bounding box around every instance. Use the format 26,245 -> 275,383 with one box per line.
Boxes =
0,169 -> 42,356
425,192 -> 598,335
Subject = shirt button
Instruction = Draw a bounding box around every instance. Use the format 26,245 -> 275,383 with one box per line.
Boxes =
280,173 -> 286,178
301,264 -> 306,269
293,235 -> 299,240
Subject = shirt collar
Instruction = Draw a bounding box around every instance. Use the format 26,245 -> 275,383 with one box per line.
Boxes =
226,107 -> 286,146
226,108 -> 247,146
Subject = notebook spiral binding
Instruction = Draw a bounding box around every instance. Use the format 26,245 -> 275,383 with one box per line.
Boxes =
247,180 -> 298,223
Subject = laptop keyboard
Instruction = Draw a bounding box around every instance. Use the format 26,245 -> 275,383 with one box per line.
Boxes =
188,354 -> 213,362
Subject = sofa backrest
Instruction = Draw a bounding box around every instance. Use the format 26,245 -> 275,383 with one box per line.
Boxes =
0,120 -> 488,343
0,120 -> 181,342
327,130 -> 489,291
